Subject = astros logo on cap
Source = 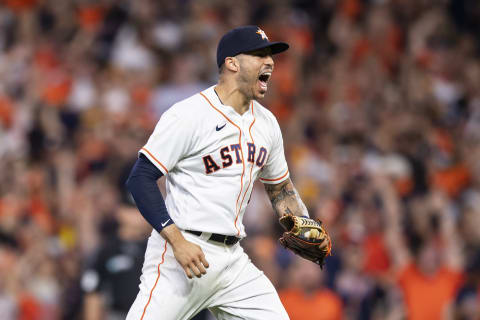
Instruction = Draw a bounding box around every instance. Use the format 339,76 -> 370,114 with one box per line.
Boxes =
256,28 -> 268,40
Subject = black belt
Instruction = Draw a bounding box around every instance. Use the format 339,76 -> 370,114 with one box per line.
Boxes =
185,230 -> 241,245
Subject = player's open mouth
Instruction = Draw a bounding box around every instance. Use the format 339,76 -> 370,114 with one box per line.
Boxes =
258,71 -> 271,92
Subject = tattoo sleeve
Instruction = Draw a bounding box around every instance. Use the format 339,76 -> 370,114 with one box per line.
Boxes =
264,179 -> 309,218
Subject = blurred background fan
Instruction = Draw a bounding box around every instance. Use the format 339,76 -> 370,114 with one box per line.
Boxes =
0,0 -> 480,319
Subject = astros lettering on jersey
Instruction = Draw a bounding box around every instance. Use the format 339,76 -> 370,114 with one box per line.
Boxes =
140,86 -> 289,237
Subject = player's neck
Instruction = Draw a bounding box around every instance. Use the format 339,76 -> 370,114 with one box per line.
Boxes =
214,83 -> 251,115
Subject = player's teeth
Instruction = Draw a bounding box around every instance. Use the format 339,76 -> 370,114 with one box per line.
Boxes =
259,72 -> 271,82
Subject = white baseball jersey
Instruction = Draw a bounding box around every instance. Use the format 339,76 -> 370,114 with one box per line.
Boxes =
139,85 -> 289,237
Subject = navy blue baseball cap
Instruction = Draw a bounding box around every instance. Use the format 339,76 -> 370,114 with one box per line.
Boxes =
216,25 -> 289,68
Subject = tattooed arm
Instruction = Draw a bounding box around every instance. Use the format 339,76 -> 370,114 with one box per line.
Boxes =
264,178 -> 309,218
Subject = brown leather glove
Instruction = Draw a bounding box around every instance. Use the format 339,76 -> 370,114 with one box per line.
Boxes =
279,214 -> 332,268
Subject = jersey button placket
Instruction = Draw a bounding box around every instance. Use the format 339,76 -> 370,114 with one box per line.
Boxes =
240,127 -> 252,220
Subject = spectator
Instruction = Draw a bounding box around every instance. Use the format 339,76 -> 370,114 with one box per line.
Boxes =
380,173 -> 465,320
81,202 -> 151,320
280,257 -> 343,320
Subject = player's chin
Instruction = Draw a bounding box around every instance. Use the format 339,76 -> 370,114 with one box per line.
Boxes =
255,90 -> 267,99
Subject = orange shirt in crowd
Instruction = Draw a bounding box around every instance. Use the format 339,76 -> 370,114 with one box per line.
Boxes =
397,263 -> 464,320
363,232 -> 390,275
280,288 -> 343,320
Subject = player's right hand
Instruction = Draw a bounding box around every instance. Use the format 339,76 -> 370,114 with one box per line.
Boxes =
171,240 -> 210,279
160,224 -> 210,278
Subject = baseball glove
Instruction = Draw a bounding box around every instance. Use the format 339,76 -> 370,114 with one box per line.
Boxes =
279,214 -> 332,267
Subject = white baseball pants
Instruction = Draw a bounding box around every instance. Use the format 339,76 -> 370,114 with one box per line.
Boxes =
126,231 -> 289,320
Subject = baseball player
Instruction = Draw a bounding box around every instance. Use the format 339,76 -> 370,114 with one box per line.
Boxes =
125,25 -> 329,320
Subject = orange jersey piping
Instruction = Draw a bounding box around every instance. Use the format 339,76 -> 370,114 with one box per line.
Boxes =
259,169 -> 289,182
199,91 -> 244,235
141,147 -> 169,174
236,102 -> 256,235
140,241 -> 168,320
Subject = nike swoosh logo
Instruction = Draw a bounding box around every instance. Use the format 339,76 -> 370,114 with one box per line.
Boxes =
216,123 -> 226,131
161,219 -> 171,227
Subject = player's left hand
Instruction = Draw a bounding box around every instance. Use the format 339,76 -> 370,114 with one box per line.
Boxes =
279,214 -> 332,268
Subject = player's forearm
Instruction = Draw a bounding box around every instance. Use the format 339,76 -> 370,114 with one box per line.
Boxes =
264,178 -> 309,217
126,155 -> 174,233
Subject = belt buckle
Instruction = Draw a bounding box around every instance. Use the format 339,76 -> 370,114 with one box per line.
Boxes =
223,236 -> 228,245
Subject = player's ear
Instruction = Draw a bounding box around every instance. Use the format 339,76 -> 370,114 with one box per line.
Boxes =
225,57 -> 239,72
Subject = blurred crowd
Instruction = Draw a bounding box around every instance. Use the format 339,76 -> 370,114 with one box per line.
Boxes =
1,0 -> 480,319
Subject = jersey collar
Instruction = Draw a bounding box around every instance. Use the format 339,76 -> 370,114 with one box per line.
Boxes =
202,86 -> 254,118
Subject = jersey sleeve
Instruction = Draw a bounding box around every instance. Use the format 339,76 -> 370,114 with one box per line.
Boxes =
139,107 -> 194,175
259,118 -> 289,184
